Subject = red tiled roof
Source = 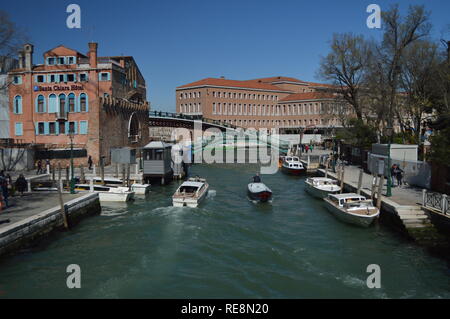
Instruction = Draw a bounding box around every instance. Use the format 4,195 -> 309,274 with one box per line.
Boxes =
249,76 -> 307,84
177,78 -> 292,92
307,82 -> 339,89
280,92 -> 336,102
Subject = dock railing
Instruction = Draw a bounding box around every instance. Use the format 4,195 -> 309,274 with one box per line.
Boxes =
422,189 -> 449,215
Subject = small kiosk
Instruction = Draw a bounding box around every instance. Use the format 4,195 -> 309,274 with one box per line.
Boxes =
142,141 -> 173,185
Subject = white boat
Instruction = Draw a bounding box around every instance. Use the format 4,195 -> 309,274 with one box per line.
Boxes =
247,183 -> 272,203
323,193 -> 379,227
98,187 -> 135,202
131,183 -> 151,195
281,156 -> 305,175
304,177 -> 341,199
172,177 -> 209,208
75,184 -> 134,202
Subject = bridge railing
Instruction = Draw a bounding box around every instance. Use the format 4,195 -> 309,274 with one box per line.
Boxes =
149,111 -> 238,130
422,190 -> 449,215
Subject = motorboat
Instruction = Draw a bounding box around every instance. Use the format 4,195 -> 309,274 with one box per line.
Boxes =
75,184 -> 134,202
247,183 -> 273,203
172,177 -> 209,208
281,156 -> 305,175
304,177 -> 341,199
323,193 -> 379,227
131,183 -> 151,195
98,187 -> 135,202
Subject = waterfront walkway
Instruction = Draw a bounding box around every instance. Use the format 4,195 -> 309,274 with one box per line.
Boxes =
0,192 -> 85,230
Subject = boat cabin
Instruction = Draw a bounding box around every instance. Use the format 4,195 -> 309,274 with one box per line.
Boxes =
142,141 -> 173,184
328,193 -> 366,207
284,156 -> 300,163
307,177 -> 338,186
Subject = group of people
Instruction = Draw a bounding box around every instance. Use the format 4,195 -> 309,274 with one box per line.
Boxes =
300,144 -> 314,153
0,170 -> 28,209
35,159 -> 50,175
390,164 -> 404,187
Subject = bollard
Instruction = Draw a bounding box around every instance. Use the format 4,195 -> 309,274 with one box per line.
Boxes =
115,163 -> 119,178
46,164 -> 50,175
89,178 -> 94,193
100,158 -> 105,185
93,164 -> 96,176
27,179 -> 31,193
135,163 -> 139,175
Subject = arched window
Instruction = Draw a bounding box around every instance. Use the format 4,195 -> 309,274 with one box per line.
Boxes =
79,93 -> 88,112
48,94 -> 57,113
68,93 -> 76,112
14,95 -> 22,114
36,95 -> 45,113
58,94 -> 66,117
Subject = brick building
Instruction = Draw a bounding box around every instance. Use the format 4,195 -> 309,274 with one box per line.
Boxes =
8,43 -> 150,165
176,76 -> 349,129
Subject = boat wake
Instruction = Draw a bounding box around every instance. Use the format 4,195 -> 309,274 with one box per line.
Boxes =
207,190 -> 216,198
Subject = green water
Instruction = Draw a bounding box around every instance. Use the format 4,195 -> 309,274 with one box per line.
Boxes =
0,164 -> 449,298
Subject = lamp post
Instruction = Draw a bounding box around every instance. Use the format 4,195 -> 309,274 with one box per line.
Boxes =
385,126 -> 393,197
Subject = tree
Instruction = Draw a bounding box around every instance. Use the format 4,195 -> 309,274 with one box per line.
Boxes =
318,33 -> 372,120
399,40 -> 440,143
0,10 -> 27,89
375,4 -> 431,134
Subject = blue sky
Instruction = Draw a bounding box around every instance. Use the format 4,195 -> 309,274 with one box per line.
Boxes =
3,0 -> 449,111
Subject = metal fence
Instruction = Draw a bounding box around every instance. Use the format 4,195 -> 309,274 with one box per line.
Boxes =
422,190 -> 449,215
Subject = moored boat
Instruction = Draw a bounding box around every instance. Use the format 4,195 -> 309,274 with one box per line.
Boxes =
281,156 -> 305,175
172,177 -> 209,208
304,177 -> 341,199
323,193 -> 379,227
131,183 -> 151,195
247,183 -> 273,203
74,184 -> 134,202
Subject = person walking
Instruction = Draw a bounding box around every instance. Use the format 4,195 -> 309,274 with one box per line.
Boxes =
88,156 -> 93,170
305,145 -> 309,153
390,164 -> 397,187
36,159 -> 42,175
15,174 -> 27,196
395,165 -> 404,187
0,172 -> 9,208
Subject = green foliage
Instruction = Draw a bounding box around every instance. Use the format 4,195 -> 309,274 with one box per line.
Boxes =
429,121 -> 450,166
337,118 -> 378,149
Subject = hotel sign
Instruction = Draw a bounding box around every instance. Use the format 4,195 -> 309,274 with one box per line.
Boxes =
34,84 -> 84,92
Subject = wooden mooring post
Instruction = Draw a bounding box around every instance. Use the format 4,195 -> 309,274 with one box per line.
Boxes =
371,173 -> 377,200
57,163 -> 69,229
115,163 -> 119,178
80,165 -> 85,184
122,164 -> 126,186
65,166 -> 70,188
376,175 -> 384,209
357,169 -> 364,195
325,159 -> 329,179
126,163 -> 131,188
100,158 -> 105,185
340,164 -> 345,194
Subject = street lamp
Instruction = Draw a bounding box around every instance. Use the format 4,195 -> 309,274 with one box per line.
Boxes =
385,126 -> 393,197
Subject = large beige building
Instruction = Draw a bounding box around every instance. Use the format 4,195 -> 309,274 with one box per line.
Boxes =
176,76 -> 348,129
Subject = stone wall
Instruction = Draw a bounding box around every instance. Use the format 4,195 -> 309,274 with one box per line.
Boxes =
0,193 -> 101,258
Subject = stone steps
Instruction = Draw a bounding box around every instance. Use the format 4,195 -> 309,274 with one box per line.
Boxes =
395,206 -> 431,228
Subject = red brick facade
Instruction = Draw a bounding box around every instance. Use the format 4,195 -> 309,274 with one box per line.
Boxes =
176,76 -> 348,129
8,43 -> 150,166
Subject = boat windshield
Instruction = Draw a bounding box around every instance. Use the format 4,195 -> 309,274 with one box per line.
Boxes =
178,186 -> 198,194
344,200 -> 372,209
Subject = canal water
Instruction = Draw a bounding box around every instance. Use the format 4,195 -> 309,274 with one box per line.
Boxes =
0,164 -> 449,298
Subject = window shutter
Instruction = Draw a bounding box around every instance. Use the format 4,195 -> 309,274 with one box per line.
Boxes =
55,122 -> 59,135
44,122 -> 49,135
80,121 -> 88,134
18,97 -> 22,114
65,122 -> 69,134
35,122 -> 39,135
74,121 -> 78,134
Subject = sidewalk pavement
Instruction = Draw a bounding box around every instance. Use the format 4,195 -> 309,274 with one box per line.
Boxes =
331,164 -> 423,206
0,192 -> 85,230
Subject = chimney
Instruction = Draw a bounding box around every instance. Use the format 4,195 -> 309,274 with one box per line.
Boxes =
23,44 -> 33,70
88,42 -> 98,68
18,50 -> 24,69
